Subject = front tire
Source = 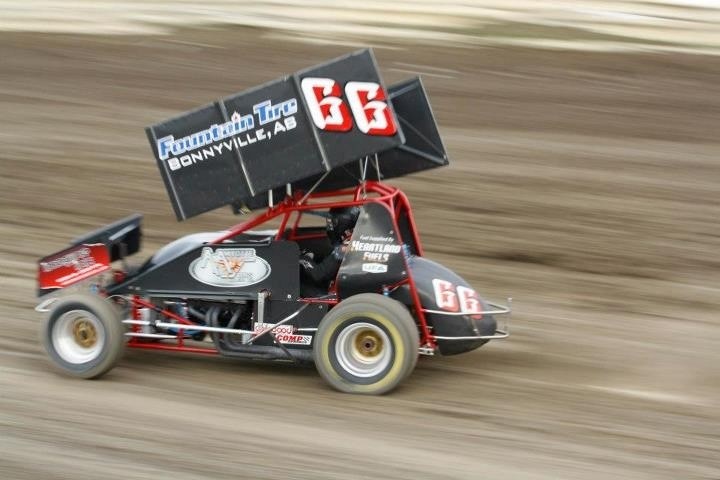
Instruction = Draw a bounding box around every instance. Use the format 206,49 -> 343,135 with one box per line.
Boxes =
41,293 -> 125,379
313,293 -> 419,394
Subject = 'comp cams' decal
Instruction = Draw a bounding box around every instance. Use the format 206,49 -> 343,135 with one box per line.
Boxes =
189,247 -> 271,287
253,323 -> 312,345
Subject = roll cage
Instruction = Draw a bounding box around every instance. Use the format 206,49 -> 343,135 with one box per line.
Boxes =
212,181 -> 434,347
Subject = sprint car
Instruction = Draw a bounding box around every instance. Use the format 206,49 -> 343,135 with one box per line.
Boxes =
36,49 -> 511,394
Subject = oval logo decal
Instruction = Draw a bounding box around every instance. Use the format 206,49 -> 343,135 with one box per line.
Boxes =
189,247 -> 271,288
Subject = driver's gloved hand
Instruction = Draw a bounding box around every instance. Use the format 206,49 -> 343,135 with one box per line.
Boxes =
299,257 -> 314,271
299,249 -> 315,271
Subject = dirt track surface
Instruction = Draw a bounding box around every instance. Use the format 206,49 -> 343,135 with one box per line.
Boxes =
1,29 -> 719,479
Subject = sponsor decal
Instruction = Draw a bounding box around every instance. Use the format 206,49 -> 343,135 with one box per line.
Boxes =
38,244 -> 110,290
301,78 -> 397,136
156,76 -> 396,173
253,322 -> 312,345
350,234 -> 402,264
189,247 -> 271,288
362,263 -> 388,274
157,98 -> 298,172
431,279 -> 483,318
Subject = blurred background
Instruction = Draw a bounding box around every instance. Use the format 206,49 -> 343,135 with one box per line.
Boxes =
1,1 -> 719,479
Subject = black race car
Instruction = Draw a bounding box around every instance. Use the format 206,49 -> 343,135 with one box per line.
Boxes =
36,49 -> 510,394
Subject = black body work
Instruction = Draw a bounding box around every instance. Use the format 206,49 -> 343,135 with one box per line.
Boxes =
64,203 -> 501,360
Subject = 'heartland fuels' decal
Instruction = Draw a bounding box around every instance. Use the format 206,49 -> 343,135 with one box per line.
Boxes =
350,235 -> 402,261
189,247 -> 271,288
349,233 -> 402,274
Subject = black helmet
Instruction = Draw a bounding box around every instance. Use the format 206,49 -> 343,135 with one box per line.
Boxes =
326,206 -> 360,244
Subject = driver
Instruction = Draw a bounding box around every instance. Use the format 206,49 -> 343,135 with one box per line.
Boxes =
299,206 -> 360,287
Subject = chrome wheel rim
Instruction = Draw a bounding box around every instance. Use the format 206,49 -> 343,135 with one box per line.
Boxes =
335,322 -> 392,378
52,310 -> 104,364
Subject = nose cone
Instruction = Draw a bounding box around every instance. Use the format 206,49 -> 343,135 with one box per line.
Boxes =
402,256 -> 500,355
433,312 -> 497,356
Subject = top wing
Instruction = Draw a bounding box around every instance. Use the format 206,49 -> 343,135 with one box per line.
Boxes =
146,49 -> 447,220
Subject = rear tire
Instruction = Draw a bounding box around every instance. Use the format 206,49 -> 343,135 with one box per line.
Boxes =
313,293 -> 419,394
41,293 -> 125,379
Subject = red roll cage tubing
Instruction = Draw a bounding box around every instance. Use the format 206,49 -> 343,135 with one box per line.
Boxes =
126,181 -> 436,351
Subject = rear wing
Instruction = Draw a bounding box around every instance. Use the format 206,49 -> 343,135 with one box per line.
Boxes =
37,214 -> 142,296
146,49 -> 448,220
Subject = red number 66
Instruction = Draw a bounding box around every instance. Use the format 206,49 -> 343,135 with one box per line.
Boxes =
300,77 -> 397,137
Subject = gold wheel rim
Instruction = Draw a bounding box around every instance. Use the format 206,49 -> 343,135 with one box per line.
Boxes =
72,319 -> 98,348
354,330 -> 383,358
336,321 -> 392,378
